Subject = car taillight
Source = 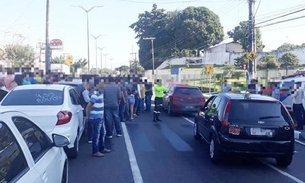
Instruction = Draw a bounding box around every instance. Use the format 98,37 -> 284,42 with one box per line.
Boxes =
57,111 -> 72,125
290,123 -> 295,130
222,100 -> 232,126
172,95 -> 179,101
229,127 -> 241,135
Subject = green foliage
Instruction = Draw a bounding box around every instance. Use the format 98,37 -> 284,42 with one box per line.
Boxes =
71,58 -> 87,73
276,43 -> 305,52
258,53 -> 279,69
51,55 -> 65,64
4,44 -> 35,67
130,4 -> 224,70
222,65 -> 235,77
234,54 -> 248,69
227,21 -> 263,51
279,53 -> 299,67
231,71 -> 244,80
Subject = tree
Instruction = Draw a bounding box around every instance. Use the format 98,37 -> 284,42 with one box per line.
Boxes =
4,44 -> 36,68
71,58 -> 87,73
130,4 -> 224,70
227,21 -> 263,52
222,65 -> 235,78
258,53 -> 279,69
279,53 -> 299,68
234,54 -> 248,69
51,55 -> 65,64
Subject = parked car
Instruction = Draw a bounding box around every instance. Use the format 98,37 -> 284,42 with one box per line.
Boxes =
0,84 -> 85,159
0,110 -> 69,183
193,93 -> 295,167
163,85 -> 205,115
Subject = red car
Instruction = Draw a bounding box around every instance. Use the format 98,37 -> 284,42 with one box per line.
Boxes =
163,85 -> 205,116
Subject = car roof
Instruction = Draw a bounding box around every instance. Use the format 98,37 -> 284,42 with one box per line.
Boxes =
174,85 -> 199,89
216,93 -> 278,102
13,84 -> 68,91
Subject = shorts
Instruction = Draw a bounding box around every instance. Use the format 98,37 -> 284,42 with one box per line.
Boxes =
128,95 -> 135,105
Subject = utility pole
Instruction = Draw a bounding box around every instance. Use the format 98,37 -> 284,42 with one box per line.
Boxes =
109,58 -> 114,70
45,0 -> 51,74
248,0 -> 256,81
103,53 -> 108,69
91,35 -> 103,73
143,37 -> 156,76
130,52 -> 136,74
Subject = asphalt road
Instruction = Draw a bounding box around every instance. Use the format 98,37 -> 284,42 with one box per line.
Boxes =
69,112 -> 305,183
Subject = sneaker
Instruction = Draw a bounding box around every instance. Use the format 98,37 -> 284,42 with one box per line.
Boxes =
106,136 -> 113,139
92,152 -> 105,157
88,140 -> 92,144
101,148 -> 111,153
117,134 -> 123,137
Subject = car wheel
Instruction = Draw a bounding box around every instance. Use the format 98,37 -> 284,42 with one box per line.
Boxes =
276,155 -> 293,167
67,134 -> 79,159
193,121 -> 201,140
61,161 -> 68,183
209,136 -> 222,164
168,104 -> 174,116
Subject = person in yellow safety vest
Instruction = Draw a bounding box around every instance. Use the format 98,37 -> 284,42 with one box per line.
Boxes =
208,104 -> 217,116
153,79 -> 168,122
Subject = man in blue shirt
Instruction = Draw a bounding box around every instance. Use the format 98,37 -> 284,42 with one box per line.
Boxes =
86,81 -> 111,157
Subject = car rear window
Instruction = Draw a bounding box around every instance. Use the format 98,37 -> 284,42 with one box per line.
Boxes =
228,100 -> 292,123
174,87 -> 202,95
1,89 -> 64,106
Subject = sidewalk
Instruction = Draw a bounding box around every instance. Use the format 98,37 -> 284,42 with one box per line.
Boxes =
295,130 -> 305,142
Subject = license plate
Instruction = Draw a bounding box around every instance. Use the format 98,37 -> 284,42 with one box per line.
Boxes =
185,106 -> 193,109
250,128 -> 273,136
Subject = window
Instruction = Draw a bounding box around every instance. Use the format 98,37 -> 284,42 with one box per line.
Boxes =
12,117 -> 52,162
174,87 -> 202,96
228,100 -> 293,123
69,89 -> 80,105
1,89 -> 64,106
209,96 -> 222,116
0,122 -> 28,183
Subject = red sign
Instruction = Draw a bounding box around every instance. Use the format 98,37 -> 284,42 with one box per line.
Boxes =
50,39 -> 63,50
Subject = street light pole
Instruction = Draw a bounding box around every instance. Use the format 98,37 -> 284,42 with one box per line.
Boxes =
72,5 -> 103,72
98,47 -> 105,69
143,37 -> 156,76
110,58 -> 114,70
103,53 -> 108,69
91,35 -> 103,73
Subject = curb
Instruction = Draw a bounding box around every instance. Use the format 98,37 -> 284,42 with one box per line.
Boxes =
294,130 -> 305,142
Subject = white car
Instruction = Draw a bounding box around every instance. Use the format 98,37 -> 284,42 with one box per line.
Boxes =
0,110 -> 69,183
0,84 -> 85,159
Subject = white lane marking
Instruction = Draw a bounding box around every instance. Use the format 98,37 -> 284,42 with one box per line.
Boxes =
181,117 -> 305,183
183,117 -> 194,124
295,131 -> 300,139
296,139 -> 305,146
261,161 -> 305,183
121,122 -> 144,183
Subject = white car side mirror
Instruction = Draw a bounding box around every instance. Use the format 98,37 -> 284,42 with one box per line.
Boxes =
52,134 -> 70,147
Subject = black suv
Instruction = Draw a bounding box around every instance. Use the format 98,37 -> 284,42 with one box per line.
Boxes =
193,93 -> 295,167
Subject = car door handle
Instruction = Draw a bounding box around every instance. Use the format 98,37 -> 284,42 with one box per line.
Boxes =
42,172 -> 48,183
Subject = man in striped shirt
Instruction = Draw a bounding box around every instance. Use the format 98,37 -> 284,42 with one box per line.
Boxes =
86,82 -> 111,157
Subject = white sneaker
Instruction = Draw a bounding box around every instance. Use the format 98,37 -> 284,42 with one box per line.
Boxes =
88,140 -> 92,144
117,134 -> 123,137
106,136 -> 113,139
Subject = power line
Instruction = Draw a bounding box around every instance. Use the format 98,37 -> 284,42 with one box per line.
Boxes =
118,0 -> 239,4
256,14 -> 305,28
256,7 -> 305,25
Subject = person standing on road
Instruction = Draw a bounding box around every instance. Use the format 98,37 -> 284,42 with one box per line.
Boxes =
145,79 -> 153,112
119,79 -> 128,122
104,77 -> 123,138
221,79 -> 231,93
292,82 -> 305,130
85,81 -> 111,157
153,79 -> 168,122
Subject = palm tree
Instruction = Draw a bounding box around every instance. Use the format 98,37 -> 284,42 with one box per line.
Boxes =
51,55 -> 65,64
71,58 -> 88,73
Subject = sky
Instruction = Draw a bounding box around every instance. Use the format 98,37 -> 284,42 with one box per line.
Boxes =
0,0 -> 305,70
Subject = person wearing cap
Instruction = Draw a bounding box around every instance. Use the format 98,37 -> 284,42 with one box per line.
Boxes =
153,79 -> 168,122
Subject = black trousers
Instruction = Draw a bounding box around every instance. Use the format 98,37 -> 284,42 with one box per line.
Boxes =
154,97 -> 163,113
293,103 -> 305,130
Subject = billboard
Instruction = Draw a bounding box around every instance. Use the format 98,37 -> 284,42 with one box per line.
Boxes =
50,39 -> 63,50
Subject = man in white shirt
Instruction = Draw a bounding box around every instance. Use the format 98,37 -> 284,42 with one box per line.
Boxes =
221,80 -> 231,93
292,82 -> 304,130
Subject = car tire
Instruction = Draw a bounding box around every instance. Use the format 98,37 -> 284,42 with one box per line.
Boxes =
209,135 -> 222,164
168,104 -> 174,116
276,155 -> 293,167
67,134 -> 79,159
193,121 -> 201,140
61,161 -> 68,183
